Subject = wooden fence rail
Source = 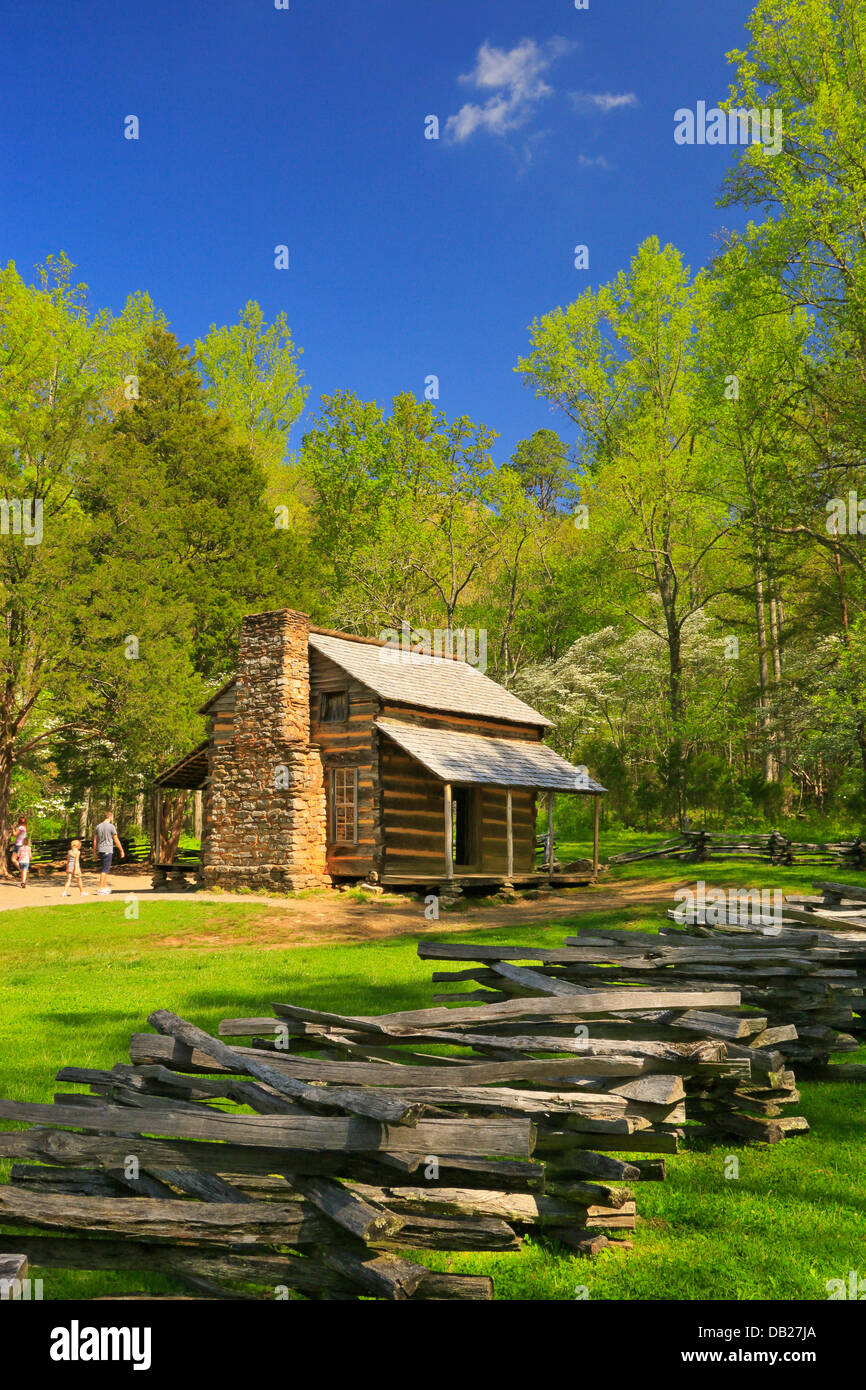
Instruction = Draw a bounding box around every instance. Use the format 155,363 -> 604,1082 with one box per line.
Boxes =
0,988 -> 698,1297
611,830 -> 866,868
6,836 -> 202,870
419,939 -> 810,1145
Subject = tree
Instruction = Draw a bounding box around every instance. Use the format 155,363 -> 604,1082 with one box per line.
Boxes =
695,257 -> 815,782
90,327 -> 292,681
510,429 -> 574,515
720,0 -> 866,538
517,238 -> 736,821
300,391 -> 503,635
195,301 -> 308,502
0,256 -> 156,866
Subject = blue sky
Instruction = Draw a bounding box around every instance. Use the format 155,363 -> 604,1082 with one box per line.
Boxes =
1,0 -> 757,463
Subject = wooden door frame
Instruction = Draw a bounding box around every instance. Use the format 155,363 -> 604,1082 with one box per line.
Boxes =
451,784 -> 481,871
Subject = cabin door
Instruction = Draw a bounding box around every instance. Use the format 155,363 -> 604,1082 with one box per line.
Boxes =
452,787 -> 478,869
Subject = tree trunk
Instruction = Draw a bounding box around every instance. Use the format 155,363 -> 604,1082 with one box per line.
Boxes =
160,793 -> 187,865
832,528 -> 866,783
768,579 -> 786,774
664,612 -> 686,827
753,553 -> 776,782
78,788 -> 91,840
0,734 -> 13,878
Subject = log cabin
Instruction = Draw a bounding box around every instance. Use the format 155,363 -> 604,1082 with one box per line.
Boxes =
154,608 -> 605,894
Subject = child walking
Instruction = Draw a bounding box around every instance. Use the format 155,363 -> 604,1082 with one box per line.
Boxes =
62,839 -> 88,897
14,835 -> 31,888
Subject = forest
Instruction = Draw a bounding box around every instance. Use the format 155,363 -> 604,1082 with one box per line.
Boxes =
1,0 -> 864,851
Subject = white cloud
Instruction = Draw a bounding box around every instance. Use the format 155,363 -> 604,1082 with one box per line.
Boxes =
446,38 -> 574,143
571,91 -> 639,113
577,154 -> 613,169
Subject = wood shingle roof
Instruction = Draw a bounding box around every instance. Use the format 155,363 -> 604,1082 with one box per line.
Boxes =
310,633 -> 552,728
375,718 -> 606,792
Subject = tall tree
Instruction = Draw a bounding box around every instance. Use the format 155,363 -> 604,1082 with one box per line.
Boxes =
195,301 -> 308,503
300,391 -> 502,635
517,238 -> 736,821
0,256 -> 156,866
510,429 -> 575,515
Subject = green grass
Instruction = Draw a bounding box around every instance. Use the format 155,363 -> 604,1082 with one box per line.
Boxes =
1,896 -> 865,1300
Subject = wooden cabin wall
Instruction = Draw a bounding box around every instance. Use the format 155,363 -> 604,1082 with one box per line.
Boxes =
379,704 -> 542,742
478,787 -> 536,874
309,650 -> 380,878
208,687 -> 236,747
378,705 -> 540,878
380,739 -> 447,878
379,745 -> 537,879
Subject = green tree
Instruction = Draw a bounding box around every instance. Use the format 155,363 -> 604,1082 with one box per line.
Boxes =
195,301 -> 308,502
517,238 -> 736,822
300,391 -> 502,634
510,429 -> 575,515
0,256 -> 157,866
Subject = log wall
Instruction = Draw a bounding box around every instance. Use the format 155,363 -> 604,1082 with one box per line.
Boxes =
378,715 -> 537,879
310,650 -> 380,879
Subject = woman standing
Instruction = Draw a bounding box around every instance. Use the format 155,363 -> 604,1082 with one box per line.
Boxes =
10,816 -> 27,877
15,834 -> 31,888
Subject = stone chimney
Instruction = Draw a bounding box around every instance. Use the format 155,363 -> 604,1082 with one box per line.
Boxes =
202,609 -> 330,891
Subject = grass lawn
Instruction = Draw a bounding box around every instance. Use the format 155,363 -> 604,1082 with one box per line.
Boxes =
1,888 -> 865,1301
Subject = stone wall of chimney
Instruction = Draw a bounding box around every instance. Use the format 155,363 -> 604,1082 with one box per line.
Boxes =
201,609 -> 330,892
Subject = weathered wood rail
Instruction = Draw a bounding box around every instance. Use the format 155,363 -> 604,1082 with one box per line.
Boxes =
6,835 -> 201,871
2,990 -> 705,1298
611,830 -> 866,868
419,939 -> 811,1144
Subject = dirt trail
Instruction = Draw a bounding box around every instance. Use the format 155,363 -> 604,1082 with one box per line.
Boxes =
0,870 -> 683,949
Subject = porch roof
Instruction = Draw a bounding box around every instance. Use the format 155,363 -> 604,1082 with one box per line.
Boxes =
374,718 -> 606,793
154,742 -> 209,790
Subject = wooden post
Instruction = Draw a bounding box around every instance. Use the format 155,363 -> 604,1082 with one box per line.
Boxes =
546,790 -> 555,882
154,789 -> 162,865
443,783 -> 454,882
592,794 -> 600,878
506,789 -> 514,880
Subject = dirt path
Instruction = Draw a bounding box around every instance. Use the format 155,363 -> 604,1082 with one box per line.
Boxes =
0,871 -> 684,949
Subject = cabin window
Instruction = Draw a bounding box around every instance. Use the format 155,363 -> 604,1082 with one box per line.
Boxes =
331,767 -> 358,844
320,691 -> 349,724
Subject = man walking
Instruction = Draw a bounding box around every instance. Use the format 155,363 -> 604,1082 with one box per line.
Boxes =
93,813 -> 125,895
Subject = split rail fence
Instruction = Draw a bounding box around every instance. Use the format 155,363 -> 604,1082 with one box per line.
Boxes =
420,943 -> 809,1146
6,887 -> 864,1298
0,981 -> 776,1297
611,830 -> 866,868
